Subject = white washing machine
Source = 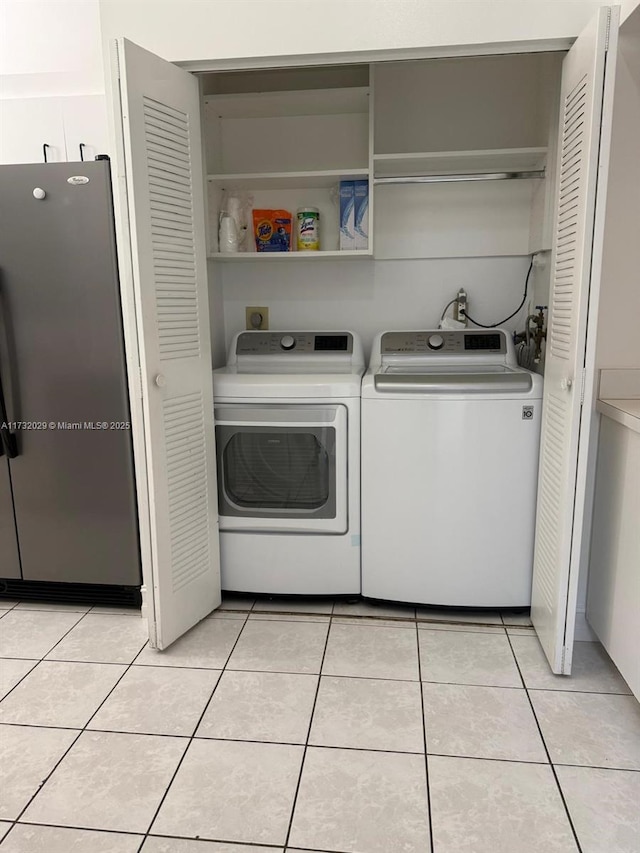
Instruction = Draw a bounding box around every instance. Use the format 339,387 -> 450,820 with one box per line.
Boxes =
362,328 -> 543,608
213,330 -> 364,595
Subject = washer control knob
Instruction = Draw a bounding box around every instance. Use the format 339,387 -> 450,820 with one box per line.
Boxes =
428,334 -> 444,350
280,335 -> 296,351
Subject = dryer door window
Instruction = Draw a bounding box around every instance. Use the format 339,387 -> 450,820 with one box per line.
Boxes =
215,404 -> 348,533
222,428 -> 334,514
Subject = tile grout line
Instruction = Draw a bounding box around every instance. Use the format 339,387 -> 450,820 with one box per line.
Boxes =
2,613 -> 258,851
0,659 -> 39,705
1,815 -> 350,853
136,610 -> 252,853
5,654 -> 626,696
6,820 -> 289,850
504,630 -> 584,853
5,608 -> 631,846
6,715 -> 634,771
6,603 -> 579,852
2,608 -> 213,845
7,819 -> 145,841
0,607 -> 92,708
415,620 -> 435,853
222,601 -> 514,629
3,608 -> 146,845
260,614 -> 505,628
282,613 -> 332,850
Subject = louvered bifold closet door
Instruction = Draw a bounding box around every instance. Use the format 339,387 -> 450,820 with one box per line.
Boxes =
115,39 -> 220,649
531,8 -> 617,673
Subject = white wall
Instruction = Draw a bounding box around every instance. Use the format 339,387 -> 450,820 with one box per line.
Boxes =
0,0 -> 104,97
4,1 -> 635,99
586,416 -> 640,698
218,255 -> 533,364
595,4 -> 640,371
98,0 -> 609,66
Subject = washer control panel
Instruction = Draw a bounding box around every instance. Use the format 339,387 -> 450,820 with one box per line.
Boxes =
381,330 -> 507,355
236,331 -> 354,355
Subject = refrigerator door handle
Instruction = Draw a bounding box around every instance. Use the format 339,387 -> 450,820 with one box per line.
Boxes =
0,296 -> 18,458
0,378 -> 18,458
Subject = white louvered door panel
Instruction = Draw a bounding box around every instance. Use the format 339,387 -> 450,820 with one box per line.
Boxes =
114,39 -> 220,649
531,8 -> 618,673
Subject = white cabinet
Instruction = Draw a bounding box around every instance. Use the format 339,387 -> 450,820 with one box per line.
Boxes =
587,412 -> 640,699
0,94 -> 108,165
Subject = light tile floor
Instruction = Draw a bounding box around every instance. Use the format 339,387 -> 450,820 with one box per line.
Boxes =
0,595 -> 639,852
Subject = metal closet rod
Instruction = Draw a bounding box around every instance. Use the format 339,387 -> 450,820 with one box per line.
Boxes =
374,170 -> 545,185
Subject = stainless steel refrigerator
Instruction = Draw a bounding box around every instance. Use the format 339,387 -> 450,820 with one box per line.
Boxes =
0,160 -> 141,595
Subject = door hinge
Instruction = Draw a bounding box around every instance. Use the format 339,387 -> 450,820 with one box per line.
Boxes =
580,368 -> 587,405
561,643 -> 570,674
112,40 -> 121,80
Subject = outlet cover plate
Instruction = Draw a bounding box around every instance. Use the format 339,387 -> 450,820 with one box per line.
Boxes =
246,306 -> 269,330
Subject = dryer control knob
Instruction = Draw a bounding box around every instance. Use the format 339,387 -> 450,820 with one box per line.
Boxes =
280,335 -> 296,350
428,334 -> 444,350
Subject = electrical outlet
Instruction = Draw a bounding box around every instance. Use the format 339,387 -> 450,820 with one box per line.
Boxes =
245,306 -> 269,330
455,289 -> 468,324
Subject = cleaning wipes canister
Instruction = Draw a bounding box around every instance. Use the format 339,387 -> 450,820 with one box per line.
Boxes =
296,208 -> 320,251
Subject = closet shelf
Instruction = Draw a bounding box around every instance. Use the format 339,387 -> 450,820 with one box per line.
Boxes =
203,86 -> 370,119
208,169 -> 369,191
208,250 -> 373,262
373,147 -> 547,178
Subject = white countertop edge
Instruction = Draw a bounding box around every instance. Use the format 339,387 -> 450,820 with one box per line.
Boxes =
597,398 -> 640,434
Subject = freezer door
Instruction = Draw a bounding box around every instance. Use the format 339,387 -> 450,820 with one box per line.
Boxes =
0,162 -> 140,585
0,458 -> 21,578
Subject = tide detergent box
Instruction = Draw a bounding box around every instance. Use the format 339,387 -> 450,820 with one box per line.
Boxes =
353,180 -> 369,250
252,209 -> 292,252
339,181 -> 355,250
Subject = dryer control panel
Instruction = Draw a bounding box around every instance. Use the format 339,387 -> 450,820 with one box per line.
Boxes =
236,331 -> 354,355
381,330 -> 507,355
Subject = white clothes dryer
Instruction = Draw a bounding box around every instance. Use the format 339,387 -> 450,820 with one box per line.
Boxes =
213,331 -> 364,595
361,328 -> 543,608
